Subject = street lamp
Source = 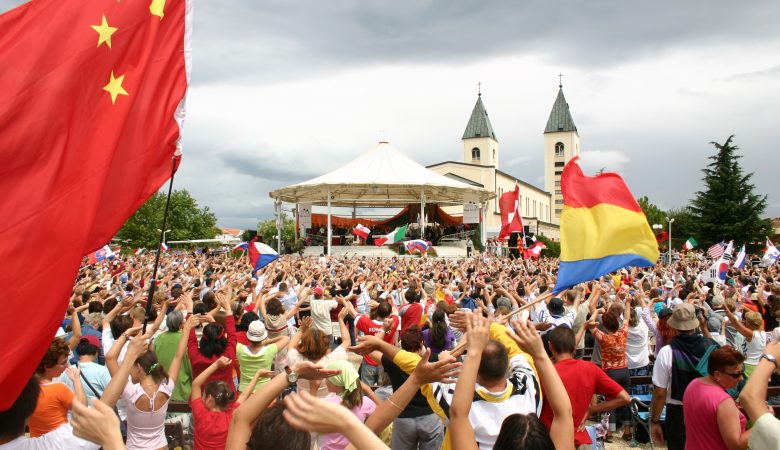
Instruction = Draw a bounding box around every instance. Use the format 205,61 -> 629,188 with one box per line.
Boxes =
157,228 -> 171,244
665,218 -> 674,263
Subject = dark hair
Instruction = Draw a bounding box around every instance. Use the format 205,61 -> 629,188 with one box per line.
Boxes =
400,326 -> 424,352
0,375 -> 41,439
478,340 -> 509,382
170,285 -> 183,299
238,312 -> 260,332
36,338 -> 70,374
278,282 -> 289,292
193,302 -> 208,315
103,297 -> 119,314
88,301 -> 103,314
376,301 -> 392,319
110,315 -> 133,340
134,351 -> 168,384
203,380 -> 236,409
299,328 -> 330,360
707,346 -> 746,376
405,289 -> 421,304
494,413 -> 554,449
429,310 -> 448,350
266,298 -> 284,316
200,323 -> 228,358
248,402 -> 310,450
547,326 -> 576,355
202,291 -> 216,311
75,338 -> 100,357
602,311 -> 620,333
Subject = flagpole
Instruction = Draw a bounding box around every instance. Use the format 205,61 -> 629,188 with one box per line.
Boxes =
143,157 -> 177,334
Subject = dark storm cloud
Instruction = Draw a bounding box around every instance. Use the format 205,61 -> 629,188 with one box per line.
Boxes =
220,153 -> 317,182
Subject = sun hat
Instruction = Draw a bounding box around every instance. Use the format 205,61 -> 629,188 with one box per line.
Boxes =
668,304 -> 699,331
246,320 -> 268,342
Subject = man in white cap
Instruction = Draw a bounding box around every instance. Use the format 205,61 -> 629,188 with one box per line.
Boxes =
650,303 -> 718,450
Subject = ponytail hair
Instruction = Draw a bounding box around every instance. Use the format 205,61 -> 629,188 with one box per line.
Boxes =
203,381 -> 236,409
341,379 -> 364,410
135,351 -> 168,384
429,310 -> 448,350
200,323 -> 228,358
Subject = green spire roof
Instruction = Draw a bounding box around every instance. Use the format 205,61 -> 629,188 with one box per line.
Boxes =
462,95 -> 497,141
544,87 -> 577,133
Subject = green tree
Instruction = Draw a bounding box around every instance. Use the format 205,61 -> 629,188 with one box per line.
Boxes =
537,235 -> 560,258
257,213 -> 296,246
665,207 -> 698,249
637,196 -> 666,228
689,136 -> 772,246
117,189 -> 219,248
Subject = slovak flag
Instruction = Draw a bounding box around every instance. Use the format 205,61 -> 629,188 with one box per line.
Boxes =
87,245 -> 114,264
353,224 -> 370,239
233,242 -> 248,251
248,237 -> 279,271
160,242 -> 169,252
498,184 -> 524,241
403,239 -> 429,253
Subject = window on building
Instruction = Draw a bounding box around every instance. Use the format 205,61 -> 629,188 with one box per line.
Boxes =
556,208 -> 562,215
555,190 -> 561,195
492,149 -> 496,164
555,170 -> 562,176
533,200 -> 537,216
554,162 -> 565,167
556,199 -> 564,205
471,147 -> 480,160
526,198 -> 529,214
554,142 -> 564,157
554,180 -> 560,187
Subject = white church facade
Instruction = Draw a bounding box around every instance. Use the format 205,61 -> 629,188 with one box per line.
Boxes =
427,85 -> 580,239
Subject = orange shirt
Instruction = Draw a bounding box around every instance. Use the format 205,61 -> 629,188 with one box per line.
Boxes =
27,381 -> 74,437
593,321 -> 629,371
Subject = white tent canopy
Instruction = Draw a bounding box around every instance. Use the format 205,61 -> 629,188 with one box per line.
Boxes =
269,142 -> 494,206
268,142 -> 494,254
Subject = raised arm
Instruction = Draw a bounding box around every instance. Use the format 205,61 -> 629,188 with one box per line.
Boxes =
101,330 -> 149,407
168,315 -> 197,385
67,305 -> 87,349
191,356 -> 232,401
449,314 -> 488,450
724,306 -> 755,341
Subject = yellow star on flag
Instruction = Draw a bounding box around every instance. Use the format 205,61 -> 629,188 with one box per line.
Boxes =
103,71 -> 128,104
90,15 -> 118,49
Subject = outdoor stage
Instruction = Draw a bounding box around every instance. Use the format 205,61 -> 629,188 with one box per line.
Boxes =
300,243 -> 468,258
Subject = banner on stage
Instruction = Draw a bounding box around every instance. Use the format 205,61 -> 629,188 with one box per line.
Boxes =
463,195 -> 480,224
298,203 -> 312,229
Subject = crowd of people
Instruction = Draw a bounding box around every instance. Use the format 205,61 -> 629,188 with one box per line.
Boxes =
2,249 -> 780,450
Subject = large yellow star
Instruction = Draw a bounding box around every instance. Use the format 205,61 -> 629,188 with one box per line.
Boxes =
90,15 -> 118,49
150,0 -> 166,19
103,71 -> 128,104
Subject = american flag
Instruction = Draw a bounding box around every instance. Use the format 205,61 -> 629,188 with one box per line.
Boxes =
707,242 -> 725,260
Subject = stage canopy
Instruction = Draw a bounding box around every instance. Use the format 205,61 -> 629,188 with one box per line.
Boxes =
268,142 -> 494,207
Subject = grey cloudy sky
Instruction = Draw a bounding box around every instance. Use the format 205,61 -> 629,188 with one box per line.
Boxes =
3,0 -> 780,230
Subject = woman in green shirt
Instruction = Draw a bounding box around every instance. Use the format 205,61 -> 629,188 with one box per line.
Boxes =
236,320 -> 290,393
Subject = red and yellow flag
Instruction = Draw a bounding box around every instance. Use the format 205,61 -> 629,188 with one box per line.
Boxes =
0,0 -> 190,408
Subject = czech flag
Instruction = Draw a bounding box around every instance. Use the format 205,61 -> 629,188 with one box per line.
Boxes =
403,239 -> 429,253
248,237 -> 279,271
233,242 -> 248,251
553,157 -> 659,293
160,242 -> 169,252
87,245 -> 114,264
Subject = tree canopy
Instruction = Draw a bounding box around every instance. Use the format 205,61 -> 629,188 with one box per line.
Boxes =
689,136 -> 772,246
257,213 -> 296,245
117,189 -> 219,248
637,196 -> 666,228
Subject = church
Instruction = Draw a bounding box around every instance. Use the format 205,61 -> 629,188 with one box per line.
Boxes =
427,84 -> 581,239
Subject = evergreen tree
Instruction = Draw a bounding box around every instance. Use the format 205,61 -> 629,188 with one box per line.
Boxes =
690,135 -> 771,246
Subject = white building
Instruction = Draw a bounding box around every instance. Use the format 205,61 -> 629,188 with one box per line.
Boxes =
427,84 -> 580,239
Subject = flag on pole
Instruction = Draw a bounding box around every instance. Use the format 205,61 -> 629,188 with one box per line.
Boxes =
734,245 -> 747,269
498,184 -> 524,241
403,239 -> 429,253
553,157 -> 659,293
134,248 -> 146,255
374,225 -> 409,247
248,237 -> 279,271
763,239 -> 780,266
87,245 -> 115,264
352,224 -> 371,239
682,237 -> 698,251
655,231 -> 669,243
703,241 -> 733,285
160,242 -> 169,252
523,241 -> 547,260
707,242 -> 726,260
232,242 -> 248,251
0,0 -> 191,407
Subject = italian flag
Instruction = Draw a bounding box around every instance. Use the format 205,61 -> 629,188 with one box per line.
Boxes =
374,225 -> 408,247
682,237 -> 698,251
134,248 -> 146,255
352,224 -> 371,239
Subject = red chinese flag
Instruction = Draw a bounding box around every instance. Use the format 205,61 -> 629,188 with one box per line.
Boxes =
0,0 -> 190,408
498,184 -> 524,241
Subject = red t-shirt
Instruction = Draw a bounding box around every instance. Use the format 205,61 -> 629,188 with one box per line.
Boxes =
399,303 -> 423,333
355,314 -> 399,366
190,397 -> 239,450
540,358 -> 626,445
188,315 -> 238,392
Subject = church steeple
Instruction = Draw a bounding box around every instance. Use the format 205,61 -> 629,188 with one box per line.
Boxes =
462,92 -> 499,167
462,95 -> 497,141
544,87 -> 577,134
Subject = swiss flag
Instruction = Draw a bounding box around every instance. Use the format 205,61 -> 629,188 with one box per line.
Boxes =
498,184 -> 524,241
0,0 -> 190,408
353,223 -> 370,239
